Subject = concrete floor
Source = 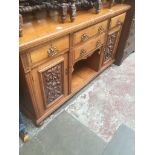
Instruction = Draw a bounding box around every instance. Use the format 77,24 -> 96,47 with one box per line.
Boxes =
20,53 -> 135,155
66,53 -> 135,142
20,112 -> 134,155
20,111 -> 107,155
102,124 -> 135,155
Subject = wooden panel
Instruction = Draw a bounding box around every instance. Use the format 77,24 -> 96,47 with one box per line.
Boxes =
30,54 -> 68,113
39,62 -> 64,106
30,36 -> 69,64
103,26 -> 121,64
110,13 -> 126,29
73,34 -> 106,62
73,20 -> 108,45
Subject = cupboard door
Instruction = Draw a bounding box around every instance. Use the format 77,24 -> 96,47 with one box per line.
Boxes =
31,54 -> 68,112
103,26 -> 122,64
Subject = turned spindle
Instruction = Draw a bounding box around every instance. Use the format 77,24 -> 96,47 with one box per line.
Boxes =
69,0 -> 77,22
19,14 -> 23,37
60,0 -> 68,23
94,0 -> 102,14
109,0 -> 115,8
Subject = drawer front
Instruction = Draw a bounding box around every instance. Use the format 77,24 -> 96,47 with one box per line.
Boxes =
73,20 -> 108,45
110,13 -> 126,29
30,36 -> 69,64
73,34 -> 105,62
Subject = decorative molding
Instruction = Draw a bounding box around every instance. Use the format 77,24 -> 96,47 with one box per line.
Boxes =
41,62 -> 64,105
74,48 -> 98,64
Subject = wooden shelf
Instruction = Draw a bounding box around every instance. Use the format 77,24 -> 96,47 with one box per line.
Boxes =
71,61 -> 97,93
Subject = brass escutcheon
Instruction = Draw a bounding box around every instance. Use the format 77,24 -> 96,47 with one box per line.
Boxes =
96,40 -> 101,48
116,19 -> 122,25
98,26 -> 105,34
81,33 -> 89,42
47,47 -> 58,57
80,49 -> 86,57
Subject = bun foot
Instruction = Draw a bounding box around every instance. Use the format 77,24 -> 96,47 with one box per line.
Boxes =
36,121 -> 44,127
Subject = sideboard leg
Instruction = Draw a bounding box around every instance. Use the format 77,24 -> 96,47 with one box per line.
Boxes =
36,121 -> 44,127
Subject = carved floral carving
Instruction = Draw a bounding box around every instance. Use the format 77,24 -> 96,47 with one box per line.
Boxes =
41,62 -> 63,105
104,31 -> 118,62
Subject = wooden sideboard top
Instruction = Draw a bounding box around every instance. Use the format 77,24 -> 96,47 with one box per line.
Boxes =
19,4 -> 130,52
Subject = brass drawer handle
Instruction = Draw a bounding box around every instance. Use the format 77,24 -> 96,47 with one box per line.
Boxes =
81,33 -> 89,42
80,49 -> 86,57
98,26 -> 105,34
47,47 -> 58,57
96,40 -> 101,48
116,19 -> 122,25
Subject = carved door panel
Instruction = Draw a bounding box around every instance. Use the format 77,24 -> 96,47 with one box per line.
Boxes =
103,26 -> 122,65
31,54 -> 68,112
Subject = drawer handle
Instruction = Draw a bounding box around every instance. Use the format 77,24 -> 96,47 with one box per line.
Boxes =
81,33 -> 89,42
47,47 -> 58,57
98,26 -> 105,34
96,40 -> 102,48
80,49 -> 86,57
117,19 -> 122,25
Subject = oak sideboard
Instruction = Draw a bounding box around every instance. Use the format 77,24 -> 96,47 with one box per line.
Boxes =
20,4 -> 131,126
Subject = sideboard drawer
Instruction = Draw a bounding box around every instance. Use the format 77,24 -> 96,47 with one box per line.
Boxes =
110,13 -> 126,29
30,36 -> 69,64
73,34 -> 105,62
73,20 -> 108,45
